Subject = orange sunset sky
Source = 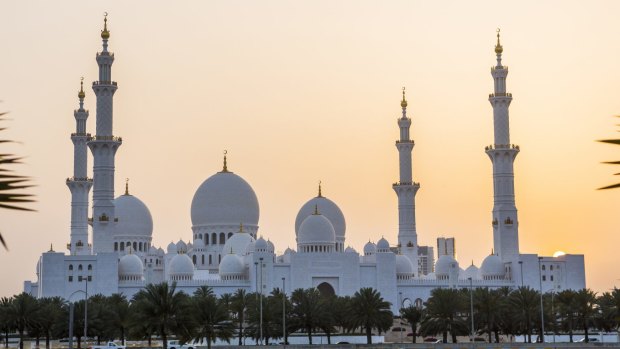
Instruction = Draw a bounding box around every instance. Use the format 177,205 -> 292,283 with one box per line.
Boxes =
1,1 -> 620,296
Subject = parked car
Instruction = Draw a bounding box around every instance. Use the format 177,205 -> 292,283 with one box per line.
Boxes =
473,337 -> 486,342
578,338 -> 599,343
423,337 -> 441,343
89,342 -> 125,349
167,340 -> 196,349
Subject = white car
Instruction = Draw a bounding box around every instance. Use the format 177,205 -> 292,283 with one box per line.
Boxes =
89,342 -> 126,349
167,340 -> 196,349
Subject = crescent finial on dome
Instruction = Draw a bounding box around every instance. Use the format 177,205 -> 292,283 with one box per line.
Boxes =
78,77 -> 85,99
222,150 -> 228,172
495,28 -> 503,54
125,178 -> 129,195
313,204 -> 319,215
239,222 -> 243,233
401,87 -> 408,108
101,12 -> 110,40
318,181 -> 322,197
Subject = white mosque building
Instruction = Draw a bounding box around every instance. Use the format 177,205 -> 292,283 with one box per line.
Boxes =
24,20 -> 585,311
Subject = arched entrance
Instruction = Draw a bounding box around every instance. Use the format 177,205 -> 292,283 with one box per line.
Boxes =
317,282 -> 335,297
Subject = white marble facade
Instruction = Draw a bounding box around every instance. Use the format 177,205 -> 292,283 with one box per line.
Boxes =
24,23 -> 586,312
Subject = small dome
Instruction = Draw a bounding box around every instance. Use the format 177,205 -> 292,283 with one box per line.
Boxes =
114,194 -> 153,237
435,255 -> 459,278
157,247 -> 165,255
481,254 -> 504,278
166,242 -> 177,254
169,253 -> 194,277
176,240 -> 188,253
223,232 -> 255,256
118,253 -> 144,277
426,272 -> 436,279
396,255 -> 414,276
147,245 -> 158,255
219,254 -> 245,278
295,195 -> 346,240
193,238 -> 205,250
284,247 -> 294,255
363,241 -> 377,255
245,240 -> 256,255
191,171 -> 259,227
377,237 -> 390,252
464,263 -> 480,280
266,240 -> 275,253
345,246 -> 357,253
255,237 -> 268,252
297,214 -> 336,245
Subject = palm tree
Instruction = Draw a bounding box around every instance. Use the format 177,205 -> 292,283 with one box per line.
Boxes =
290,288 -> 324,344
107,294 -> 130,345
6,293 -> 39,349
189,287 -> 234,349
400,305 -> 422,343
508,287 -> 539,343
574,289 -> 597,343
131,282 -> 191,349
419,288 -> 467,343
0,111 -> 35,250
348,288 -> 393,344
230,289 -> 250,345
598,118 -> 620,189
556,289 -> 577,342
0,297 -> 14,349
36,297 -> 65,349
473,288 -> 503,343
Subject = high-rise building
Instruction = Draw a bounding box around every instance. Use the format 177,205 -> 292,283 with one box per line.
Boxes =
437,237 -> 456,258
417,245 -> 435,275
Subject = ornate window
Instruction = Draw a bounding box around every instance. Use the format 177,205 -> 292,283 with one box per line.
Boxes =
69,264 -> 74,271
78,264 -> 83,271
68,276 -> 73,282
88,264 -> 92,271
219,233 -> 225,244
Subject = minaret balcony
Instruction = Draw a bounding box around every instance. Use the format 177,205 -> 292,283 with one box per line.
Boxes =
92,81 -> 117,86
90,135 -> 123,142
71,132 -> 91,138
395,139 -> 414,144
485,144 -> 519,151
488,92 -> 512,98
66,177 -> 93,183
392,181 -> 420,187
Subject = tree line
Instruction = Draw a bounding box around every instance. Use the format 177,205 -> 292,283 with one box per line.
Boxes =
0,284 -> 392,349
403,286 -> 620,344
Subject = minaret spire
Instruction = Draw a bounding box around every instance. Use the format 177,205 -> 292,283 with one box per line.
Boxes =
124,178 -> 129,195
393,87 -> 420,276
88,14 -> 122,253
486,30 -> 520,262
222,150 -> 228,172
318,180 -> 322,197
67,78 -> 93,255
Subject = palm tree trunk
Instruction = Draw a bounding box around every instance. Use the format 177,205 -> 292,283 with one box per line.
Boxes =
77,335 -> 81,349
411,325 -> 415,343
584,323 -> 589,343
121,328 -> 125,345
238,320 -> 243,345
365,325 -> 372,344
161,327 -> 167,349
4,328 -> 9,348
307,327 -> 312,345
45,332 -> 50,349
442,330 -> 447,343
18,329 -> 24,349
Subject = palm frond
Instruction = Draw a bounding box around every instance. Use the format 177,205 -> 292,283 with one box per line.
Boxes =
598,183 -> 620,190
599,139 -> 620,145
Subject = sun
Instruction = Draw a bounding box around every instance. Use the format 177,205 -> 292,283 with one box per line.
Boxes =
553,251 -> 566,257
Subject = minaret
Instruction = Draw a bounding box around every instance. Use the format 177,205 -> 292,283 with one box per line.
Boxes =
485,29 -> 520,262
66,78 -> 93,255
88,14 -> 122,253
392,88 -> 420,276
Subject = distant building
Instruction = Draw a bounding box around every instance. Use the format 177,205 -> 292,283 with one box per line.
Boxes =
418,246 -> 434,275
437,237 -> 456,258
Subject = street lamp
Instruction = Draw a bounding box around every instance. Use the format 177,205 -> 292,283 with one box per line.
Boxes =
518,261 -> 524,287
254,261 -> 259,346
538,257 -> 545,343
84,276 -> 88,342
259,257 -> 264,345
282,277 -> 286,347
398,292 -> 403,343
468,277 -> 474,342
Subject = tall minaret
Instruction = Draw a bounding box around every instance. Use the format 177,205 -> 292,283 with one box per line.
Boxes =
67,79 -> 93,255
88,14 -> 122,253
485,29 -> 520,262
393,88 -> 420,275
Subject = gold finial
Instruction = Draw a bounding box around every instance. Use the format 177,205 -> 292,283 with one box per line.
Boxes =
313,204 -> 319,215
495,28 -> 503,54
491,248 -> 494,255
78,77 -> 85,99
101,12 -> 110,40
125,178 -> 129,195
239,222 -> 243,232
318,181 -> 322,197
49,243 -> 54,252
401,87 -> 408,108
222,150 -> 228,172
230,247 -> 233,254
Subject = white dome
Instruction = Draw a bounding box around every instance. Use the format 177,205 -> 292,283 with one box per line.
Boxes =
223,232 -> 255,256
255,237 -> 268,251
363,241 -> 377,255
481,254 -> 504,278
297,214 -> 336,245
245,240 -> 256,254
295,195 -> 345,240
426,272 -> 436,279
464,264 -> 480,280
396,255 -> 414,275
166,242 -> 177,254
435,255 -> 459,277
284,247 -> 295,254
191,171 -> 259,227
377,237 -> 390,252
157,247 -> 165,255
266,240 -> 275,253
193,238 -> 205,250
176,240 -> 188,253
118,253 -> 144,277
114,194 -> 153,237
169,253 -> 194,276
345,246 -> 357,253
219,254 -> 245,277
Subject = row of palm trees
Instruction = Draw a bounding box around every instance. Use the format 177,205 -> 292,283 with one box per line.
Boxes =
402,286 -> 620,344
0,284 -> 393,349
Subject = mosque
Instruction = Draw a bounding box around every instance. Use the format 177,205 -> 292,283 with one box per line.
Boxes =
24,19 -> 585,311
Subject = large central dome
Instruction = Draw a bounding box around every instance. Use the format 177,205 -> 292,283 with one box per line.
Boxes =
191,171 -> 260,227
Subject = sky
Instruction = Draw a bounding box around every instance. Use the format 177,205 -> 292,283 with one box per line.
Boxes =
1,1 -> 620,297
